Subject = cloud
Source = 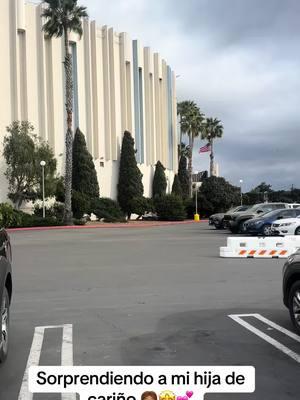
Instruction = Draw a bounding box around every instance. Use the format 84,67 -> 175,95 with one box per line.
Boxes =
81,0 -> 300,190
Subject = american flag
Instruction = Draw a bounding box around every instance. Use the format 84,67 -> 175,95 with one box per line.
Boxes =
199,143 -> 211,153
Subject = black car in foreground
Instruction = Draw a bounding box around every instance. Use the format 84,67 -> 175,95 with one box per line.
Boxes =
0,228 -> 12,362
283,250 -> 300,334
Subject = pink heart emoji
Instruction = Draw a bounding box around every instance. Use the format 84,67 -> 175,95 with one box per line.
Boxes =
182,396 -> 188,400
186,392 -> 193,398
177,397 -> 183,400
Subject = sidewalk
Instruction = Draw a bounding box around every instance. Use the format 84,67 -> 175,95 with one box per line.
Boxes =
7,219 -> 208,233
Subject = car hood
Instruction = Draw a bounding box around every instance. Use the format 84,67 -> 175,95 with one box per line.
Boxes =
210,213 -> 224,218
247,217 -> 263,224
273,218 -> 300,225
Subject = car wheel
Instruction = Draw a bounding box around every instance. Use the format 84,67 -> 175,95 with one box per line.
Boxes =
288,281 -> 300,334
238,221 -> 247,234
295,227 -> 300,235
215,222 -> 222,230
0,287 -> 10,363
262,224 -> 272,236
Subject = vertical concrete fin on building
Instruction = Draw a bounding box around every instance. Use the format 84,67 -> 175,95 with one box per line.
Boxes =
119,33 -> 127,135
83,18 -> 93,155
101,26 -> 111,161
90,21 -> 99,160
172,70 -> 178,172
17,0 -> 25,32
108,28 -> 117,161
9,0 -> 19,120
36,3 -> 47,140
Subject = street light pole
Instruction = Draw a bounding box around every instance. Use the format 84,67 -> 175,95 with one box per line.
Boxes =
239,179 -> 243,205
40,160 -> 46,218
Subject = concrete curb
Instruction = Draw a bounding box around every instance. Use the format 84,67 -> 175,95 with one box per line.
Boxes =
7,219 -> 208,233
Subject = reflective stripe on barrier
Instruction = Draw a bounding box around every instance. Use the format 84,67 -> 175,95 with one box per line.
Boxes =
220,236 -> 300,258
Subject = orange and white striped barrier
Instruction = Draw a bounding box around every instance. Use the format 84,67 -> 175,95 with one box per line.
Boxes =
220,236 -> 300,258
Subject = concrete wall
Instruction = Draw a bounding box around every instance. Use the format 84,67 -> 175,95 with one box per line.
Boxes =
0,0 -> 178,201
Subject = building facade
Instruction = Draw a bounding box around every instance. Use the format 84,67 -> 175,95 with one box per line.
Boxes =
0,0 -> 178,202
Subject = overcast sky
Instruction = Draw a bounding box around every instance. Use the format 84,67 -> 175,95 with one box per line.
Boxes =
81,0 -> 299,191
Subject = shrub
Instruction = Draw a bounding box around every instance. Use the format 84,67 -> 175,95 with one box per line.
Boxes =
91,198 -> 125,223
34,201 -> 64,221
178,156 -> 189,199
72,128 -> 100,199
73,218 -> 87,226
72,191 -> 91,219
152,161 -> 167,198
130,197 -> 154,219
0,203 -> 22,228
117,131 -> 144,218
154,194 -> 186,221
171,174 -> 182,197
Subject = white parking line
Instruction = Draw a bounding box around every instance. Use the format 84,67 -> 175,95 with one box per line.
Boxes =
18,324 -> 75,400
229,313 -> 300,364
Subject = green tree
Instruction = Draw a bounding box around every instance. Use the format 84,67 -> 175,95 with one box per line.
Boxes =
197,176 -> 239,215
171,174 -> 182,197
178,101 -> 205,196
201,117 -> 223,177
72,128 -> 99,199
117,131 -> 144,218
3,121 -> 57,208
178,155 -> 189,199
42,0 -> 88,224
152,161 -> 167,198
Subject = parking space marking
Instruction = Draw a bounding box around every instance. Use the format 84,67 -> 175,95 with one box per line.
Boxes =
229,313 -> 300,363
18,324 -> 75,400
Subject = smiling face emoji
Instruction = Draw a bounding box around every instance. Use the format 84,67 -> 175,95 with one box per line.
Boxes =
159,391 -> 176,400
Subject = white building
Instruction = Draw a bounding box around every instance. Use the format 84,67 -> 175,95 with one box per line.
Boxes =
0,0 -> 178,202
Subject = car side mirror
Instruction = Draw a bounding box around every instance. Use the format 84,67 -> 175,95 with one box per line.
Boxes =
257,210 -> 263,214
277,216 -> 283,220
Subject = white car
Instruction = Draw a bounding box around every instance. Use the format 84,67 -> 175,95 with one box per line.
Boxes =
272,215 -> 300,235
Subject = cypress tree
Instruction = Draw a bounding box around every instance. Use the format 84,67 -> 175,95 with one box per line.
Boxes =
117,131 -> 144,218
171,174 -> 182,197
178,156 -> 189,199
72,128 -> 100,199
152,161 -> 167,198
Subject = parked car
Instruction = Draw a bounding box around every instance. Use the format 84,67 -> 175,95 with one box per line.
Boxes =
288,204 -> 300,209
0,228 -> 12,362
272,215 -> 300,236
209,205 -> 250,229
245,208 -> 300,236
224,203 -> 288,233
283,250 -> 300,333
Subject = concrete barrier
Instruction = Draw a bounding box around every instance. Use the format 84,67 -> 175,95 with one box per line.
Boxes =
220,236 -> 300,258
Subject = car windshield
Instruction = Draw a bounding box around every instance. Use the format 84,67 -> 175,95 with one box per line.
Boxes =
259,210 -> 283,218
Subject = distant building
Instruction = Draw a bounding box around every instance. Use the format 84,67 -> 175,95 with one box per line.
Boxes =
0,0 -> 178,201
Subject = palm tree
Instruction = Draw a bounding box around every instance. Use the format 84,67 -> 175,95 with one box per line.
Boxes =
201,117 -> 223,177
178,142 -> 191,161
41,0 -> 88,224
178,101 -> 205,197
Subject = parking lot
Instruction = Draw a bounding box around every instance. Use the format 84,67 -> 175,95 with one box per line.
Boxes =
0,223 -> 299,400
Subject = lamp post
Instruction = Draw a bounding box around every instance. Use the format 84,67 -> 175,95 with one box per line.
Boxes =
239,179 -> 243,205
40,160 -> 46,218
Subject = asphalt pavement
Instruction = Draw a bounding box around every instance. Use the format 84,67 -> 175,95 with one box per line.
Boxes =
0,223 -> 299,399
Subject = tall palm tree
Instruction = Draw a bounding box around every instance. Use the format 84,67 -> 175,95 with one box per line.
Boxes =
201,117 -> 223,177
178,101 -> 205,197
41,0 -> 88,224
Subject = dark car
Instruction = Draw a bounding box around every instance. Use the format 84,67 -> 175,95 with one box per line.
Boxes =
245,208 -> 300,236
283,250 -> 300,334
224,202 -> 288,233
209,205 -> 250,229
0,228 -> 12,362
